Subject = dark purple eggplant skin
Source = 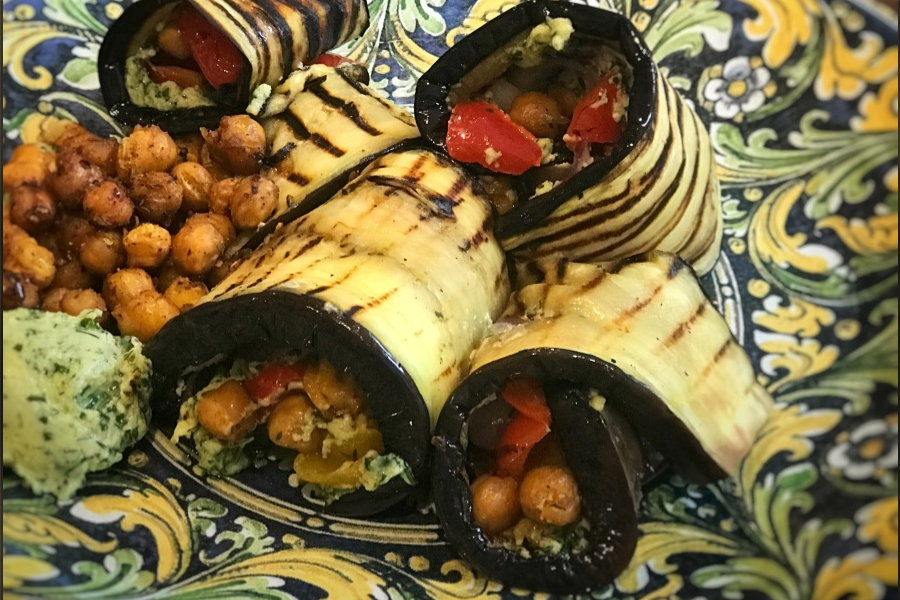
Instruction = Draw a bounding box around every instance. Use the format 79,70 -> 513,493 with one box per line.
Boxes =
413,0 -> 657,239
98,0 -> 250,134
431,348 -> 728,592
144,290 -> 431,517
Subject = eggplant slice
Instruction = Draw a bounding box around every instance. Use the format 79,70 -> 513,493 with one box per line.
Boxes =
99,0 -> 369,133
237,64 -> 420,250
145,148 -> 510,515
432,252 -> 772,591
415,1 -> 723,275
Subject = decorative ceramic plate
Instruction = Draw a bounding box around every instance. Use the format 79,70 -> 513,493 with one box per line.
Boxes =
2,0 -> 898,598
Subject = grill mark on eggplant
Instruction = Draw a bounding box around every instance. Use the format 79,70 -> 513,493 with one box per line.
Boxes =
614,282 -> 665,324
364,176 -> 458,220
264,142 -> 297,168
344,287 -> 399,317
404,154 -> 429,181
254,0 -> 295,77
288,235 -> 324,260
701,338 -> 735,379
276,0 -> 321,59
580,270 -> 609,291
219,0 -> 270,80
305,77 -> 382,136
556,258 -> 569,280
459,221 -> 490,252
662,301 -> 706,347
282,110 -> 345,156
336,70 -> 395,111
288,172 -> 311,185
678,125 -> 716,256
438,363 -> 457,379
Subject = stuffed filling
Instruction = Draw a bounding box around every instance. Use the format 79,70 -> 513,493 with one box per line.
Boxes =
172,355 -> 414,502
465,378 -> 591,558
444,17 -> 633,212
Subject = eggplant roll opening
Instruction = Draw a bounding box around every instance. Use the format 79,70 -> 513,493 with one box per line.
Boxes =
414,1 -> 723,275
432,356 -> 646,593
99,0 -> 368,133
146,291 -> 429,516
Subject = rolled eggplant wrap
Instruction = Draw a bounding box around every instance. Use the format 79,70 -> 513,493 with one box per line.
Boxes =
415,1 -> 722,275
99,0 -> 368,132
432,252 -> 772,592
145,148 -> 510,515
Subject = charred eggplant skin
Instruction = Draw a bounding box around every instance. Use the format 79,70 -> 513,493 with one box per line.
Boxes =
98,0 -> 246,134
414,0 -> 656,237
432,351 -> 649,593
144,290 -> 430,516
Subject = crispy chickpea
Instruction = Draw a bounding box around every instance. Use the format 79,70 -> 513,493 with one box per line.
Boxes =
158,23 -> 191,60
471,475 -> 521,535
123,223 -> 172,268
302,361 -> 364,417
4,224 -> 56,289
267,393 -> 325,452
196,380 -> 259,441
50,259 -> 95,291
112,292 -> 179,341
79,229 -> 124,276
172,162 -> 214,212
548,88 -> 580,119
57,125 -> 118,176
162,276 -> 208,312
130,172 -> 183,225
2,271 -> 39,309
193,212 -> 236,242
116,125 -> 179,181
49,147 -> 104,209
42,288 -> 108,320
103,267 -> 155,308
230,176 -> 278,230
201,115 -> 266,175
2,144 -> 54,191
509,92 -> 568,139
10,185 -> 57,233
84,180 -> 134,228
518,466 -> 581,527
171,214 -> 226,276
509,92 -> 567,139
56,216 -> 94,259
209,177 -> 240,215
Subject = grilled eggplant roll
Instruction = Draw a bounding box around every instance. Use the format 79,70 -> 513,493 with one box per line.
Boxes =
415,1 -> 722,275
99,0 -> 368,133
432,252 -> 772,592
145,148 -> 510,515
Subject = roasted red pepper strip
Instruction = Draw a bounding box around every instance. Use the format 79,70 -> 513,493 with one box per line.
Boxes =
501,378 -> 551,425
564,75 -> 625,150
311,53 -> 362,68
497,412 -> 550,478
178,6 -> 243,88
243,362 -> 308,403
446,101 -> 542,175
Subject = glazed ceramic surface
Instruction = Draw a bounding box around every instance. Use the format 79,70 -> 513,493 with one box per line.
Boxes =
2,0 -> 897,598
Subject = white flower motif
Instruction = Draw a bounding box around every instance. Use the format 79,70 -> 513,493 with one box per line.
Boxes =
826,418 -> 899,481
703,57 -> 772,119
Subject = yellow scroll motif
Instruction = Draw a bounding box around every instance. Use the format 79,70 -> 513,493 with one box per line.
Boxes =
741,0 -> 821,69
816,13 -> 898,101
857,497 -> 899,554
2,512 -> 117,553
753,297 -> 836,338
738,405 -> 843,499
749,182 -> 834,275
2,556 -> 58,590
853,77 -> 899,133
75,477 -> 192,583
812,549 -> 898,600
817,212 -> 898,257
2,22 -> 79,90
445,0 -> 522,46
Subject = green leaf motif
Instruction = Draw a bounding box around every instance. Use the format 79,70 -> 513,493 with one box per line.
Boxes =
60,57 -> 99,90
18,549 -> 155,600
395,0 -> 446,36
643,0 -> 732,66
42,0 -> 106,36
